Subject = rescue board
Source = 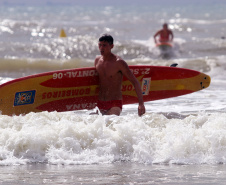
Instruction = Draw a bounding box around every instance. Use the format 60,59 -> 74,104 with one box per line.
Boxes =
156,42 -> 173,48
156,42 -> 172,50
156,42 -> 173,59
0,65 -> 211,116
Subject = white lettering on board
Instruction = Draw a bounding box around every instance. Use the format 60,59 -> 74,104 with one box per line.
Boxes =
53,70 -> 98,79
66,103 -> 96,110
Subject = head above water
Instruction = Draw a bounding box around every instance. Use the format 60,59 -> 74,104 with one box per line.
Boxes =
163,23 -> 168,29
99,34 -> 114,45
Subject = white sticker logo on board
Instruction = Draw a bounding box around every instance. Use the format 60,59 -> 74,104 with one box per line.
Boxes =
142,78 -> 151,95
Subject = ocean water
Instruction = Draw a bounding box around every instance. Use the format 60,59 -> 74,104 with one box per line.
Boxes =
0,0 -> 226,184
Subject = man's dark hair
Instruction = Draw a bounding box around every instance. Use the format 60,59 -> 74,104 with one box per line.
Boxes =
99,34 -> 114,45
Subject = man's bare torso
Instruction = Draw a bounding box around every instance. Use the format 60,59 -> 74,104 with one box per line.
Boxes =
159,30 -> 171,42
95,54 -> 123,101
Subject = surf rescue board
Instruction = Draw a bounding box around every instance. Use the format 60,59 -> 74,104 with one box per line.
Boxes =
156,42 -> 172,50
156,42 -> 172,47
0,65 -> 211,116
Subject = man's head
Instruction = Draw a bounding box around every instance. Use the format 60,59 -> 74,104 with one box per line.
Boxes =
99,34 -> 114,45
98,34 -> 114,56
163,23 -> 168,30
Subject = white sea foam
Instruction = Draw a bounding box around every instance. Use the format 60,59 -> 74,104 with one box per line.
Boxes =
0,111 -> 226,166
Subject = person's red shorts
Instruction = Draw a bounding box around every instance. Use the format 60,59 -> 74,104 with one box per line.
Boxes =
97,100 -> 123,111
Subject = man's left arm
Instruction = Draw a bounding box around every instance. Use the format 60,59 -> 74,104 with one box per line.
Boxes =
170,30 -> 174,42
119,60 -> 146,116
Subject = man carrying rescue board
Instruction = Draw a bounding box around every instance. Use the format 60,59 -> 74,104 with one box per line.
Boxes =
94,34 -> 146,116
154,23 -> 174,44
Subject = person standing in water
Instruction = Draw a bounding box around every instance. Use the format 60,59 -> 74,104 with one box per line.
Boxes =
154,23 -> 174,44
94,34 -> 146,116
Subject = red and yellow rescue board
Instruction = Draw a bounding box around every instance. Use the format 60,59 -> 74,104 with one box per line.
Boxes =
156,42 -> 172,47
156,42 -> 173,50
0,66 -> 211,116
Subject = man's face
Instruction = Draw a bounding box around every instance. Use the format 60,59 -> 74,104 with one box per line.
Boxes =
98,41 -> 113,55
163,24 -> 168,30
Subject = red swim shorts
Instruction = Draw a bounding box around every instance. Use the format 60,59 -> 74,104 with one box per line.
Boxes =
97,100 -> 123,111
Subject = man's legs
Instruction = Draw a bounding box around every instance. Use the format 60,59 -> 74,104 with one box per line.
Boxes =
97,100 -> 122,116
106,107 -> 121,116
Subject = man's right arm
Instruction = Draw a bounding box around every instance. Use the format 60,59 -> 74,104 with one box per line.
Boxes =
94,56 -> 98,67
154,31 -> 160,44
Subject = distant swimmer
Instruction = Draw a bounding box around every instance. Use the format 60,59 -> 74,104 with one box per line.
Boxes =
154,23 -> 174,44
